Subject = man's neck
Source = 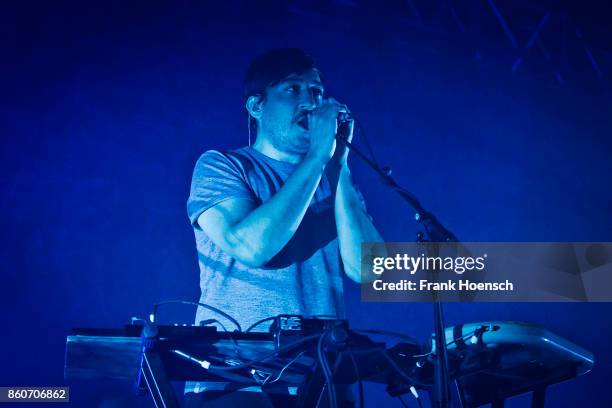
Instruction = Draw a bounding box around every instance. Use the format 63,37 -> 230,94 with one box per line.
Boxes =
252,137 -> 303,164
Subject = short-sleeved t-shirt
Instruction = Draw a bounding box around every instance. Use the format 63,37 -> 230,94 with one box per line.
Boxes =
187,146 -> 346,332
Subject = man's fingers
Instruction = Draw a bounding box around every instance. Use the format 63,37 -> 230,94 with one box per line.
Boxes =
320,98 -> 350,117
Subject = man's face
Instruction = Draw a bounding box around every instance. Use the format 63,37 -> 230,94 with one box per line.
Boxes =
257,68 -> 324,155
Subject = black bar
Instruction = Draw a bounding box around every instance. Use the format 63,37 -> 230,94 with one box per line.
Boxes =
531,386 -> 547,408
142,351 -> 180,408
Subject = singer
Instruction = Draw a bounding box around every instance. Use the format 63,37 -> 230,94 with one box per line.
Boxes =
185,48 -> 382,407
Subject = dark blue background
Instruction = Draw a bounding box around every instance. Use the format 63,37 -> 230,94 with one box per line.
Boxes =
2,2 -> 611,407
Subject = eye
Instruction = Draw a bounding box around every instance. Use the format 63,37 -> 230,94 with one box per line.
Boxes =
312,87 -> 324,99
287,84 -> 300,94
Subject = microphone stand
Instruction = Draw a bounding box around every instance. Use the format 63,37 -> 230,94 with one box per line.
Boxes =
337,135 -> 456,408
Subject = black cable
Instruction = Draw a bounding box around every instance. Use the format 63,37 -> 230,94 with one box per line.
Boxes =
318,329 -> 337,408
245,316 -> 276,332
348,350 -> 364,408
152,300 -> 242,332
264,351 -> 307,385
203,319 -> 242,358
378,349 -> 429,388
208,333 -> 322,371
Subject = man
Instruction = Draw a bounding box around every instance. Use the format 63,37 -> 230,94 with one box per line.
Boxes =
185,48 -> 382,407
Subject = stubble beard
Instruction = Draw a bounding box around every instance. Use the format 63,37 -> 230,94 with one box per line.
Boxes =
276,126 -> 310,156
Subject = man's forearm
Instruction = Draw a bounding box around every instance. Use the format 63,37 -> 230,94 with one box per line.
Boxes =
334,165 -> 383,282
228,155 -> 327,267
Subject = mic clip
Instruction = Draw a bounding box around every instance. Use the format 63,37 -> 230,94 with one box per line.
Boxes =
337,111 -> 353,123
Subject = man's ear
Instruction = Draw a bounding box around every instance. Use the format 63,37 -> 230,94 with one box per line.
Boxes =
246,94 -> 264,120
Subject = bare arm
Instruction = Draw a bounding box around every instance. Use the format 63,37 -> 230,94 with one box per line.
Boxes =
330,163 -> 384,282
197,154 -> 327,267
197,101 -> 343,267
325,106 -> 383,283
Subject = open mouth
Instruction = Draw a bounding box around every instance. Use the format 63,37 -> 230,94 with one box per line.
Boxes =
296,114 -> 309,130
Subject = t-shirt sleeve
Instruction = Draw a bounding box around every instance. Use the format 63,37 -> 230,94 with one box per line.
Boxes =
187,150 -> 257,229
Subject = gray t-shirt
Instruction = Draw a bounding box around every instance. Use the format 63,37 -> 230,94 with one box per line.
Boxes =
187,146 -> 346,331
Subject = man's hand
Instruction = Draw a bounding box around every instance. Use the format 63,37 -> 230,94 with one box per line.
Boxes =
329,98 -> 354,167
305,98 -> 351,165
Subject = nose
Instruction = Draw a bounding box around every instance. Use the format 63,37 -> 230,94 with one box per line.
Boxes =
298,90 -> 317,111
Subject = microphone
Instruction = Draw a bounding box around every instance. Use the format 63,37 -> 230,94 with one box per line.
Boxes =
336,112 -> 354,143
337,111 -> 353,124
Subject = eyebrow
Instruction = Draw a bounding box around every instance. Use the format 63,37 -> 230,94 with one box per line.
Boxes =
278,77 -> 324,88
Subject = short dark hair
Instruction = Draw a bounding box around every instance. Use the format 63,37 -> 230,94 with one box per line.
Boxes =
244,48 -> 319,136
244,48 -> 318,100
